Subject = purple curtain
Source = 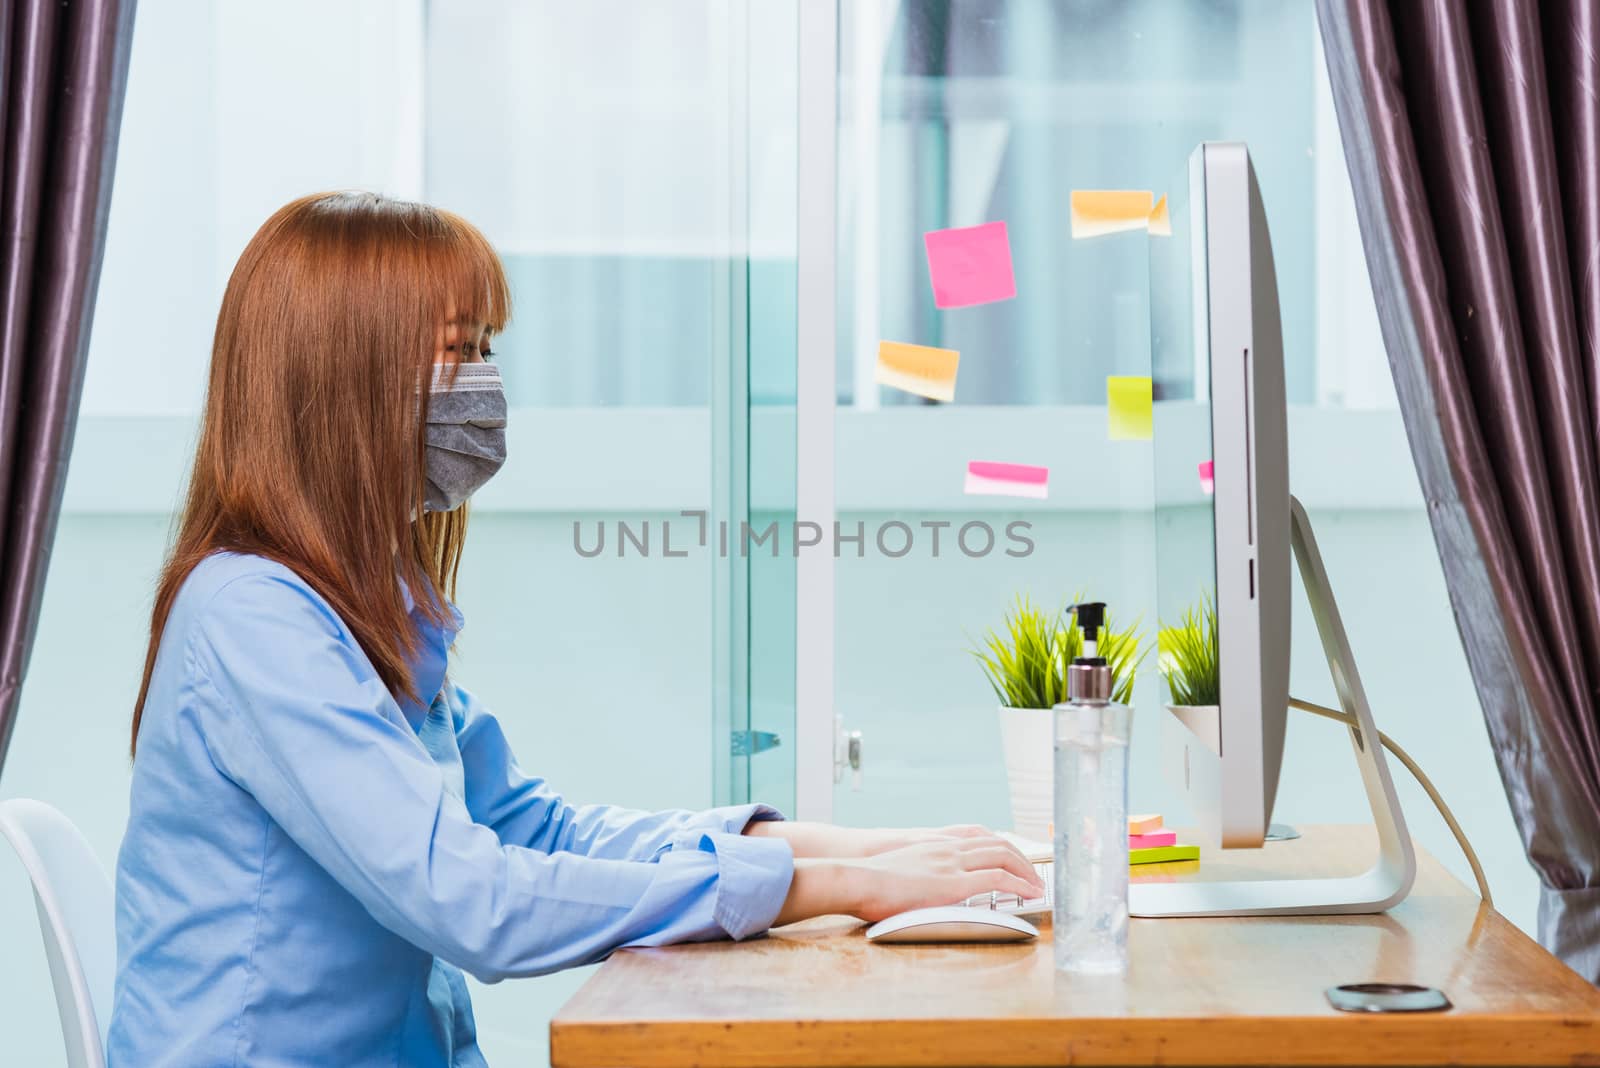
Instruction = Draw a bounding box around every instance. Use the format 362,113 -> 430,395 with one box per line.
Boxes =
1317,0 -> 1600,981
0,0 -> 136,769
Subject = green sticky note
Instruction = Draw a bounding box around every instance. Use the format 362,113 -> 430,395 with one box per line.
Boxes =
1107,376 -> 1153,440
1129,844 -> 1200,865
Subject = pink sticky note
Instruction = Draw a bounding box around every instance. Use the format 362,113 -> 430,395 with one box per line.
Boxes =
1129,831 -> 1178,849
923,221 -> 1017,309
964,460 -> 1049,500
1199,459 -> 1215,496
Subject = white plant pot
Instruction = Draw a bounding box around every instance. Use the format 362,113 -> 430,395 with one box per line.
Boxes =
996,705 -> 1054,840
1165,703 -> 1222,757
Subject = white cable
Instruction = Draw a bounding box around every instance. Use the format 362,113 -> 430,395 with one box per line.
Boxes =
1288,696 -> 1493,908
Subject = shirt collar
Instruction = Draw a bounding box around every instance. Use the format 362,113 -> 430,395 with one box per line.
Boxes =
398,575 -> 465,642
396,577 -> 464,729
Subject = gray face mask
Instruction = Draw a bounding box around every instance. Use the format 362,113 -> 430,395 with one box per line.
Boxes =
423,363 -> 507,513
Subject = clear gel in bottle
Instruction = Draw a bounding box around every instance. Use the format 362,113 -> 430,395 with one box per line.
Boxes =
1053,602 -> 1132,975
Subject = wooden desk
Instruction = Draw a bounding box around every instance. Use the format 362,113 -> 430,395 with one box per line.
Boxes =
551,826 -> 1600,1067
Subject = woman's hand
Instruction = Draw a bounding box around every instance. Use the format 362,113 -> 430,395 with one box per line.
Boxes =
852,824 -> 994,856
774,836 -> 1046,926
744,820 -> 998,859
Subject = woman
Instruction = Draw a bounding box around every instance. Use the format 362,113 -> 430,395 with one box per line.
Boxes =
109,191 -> 1042,1068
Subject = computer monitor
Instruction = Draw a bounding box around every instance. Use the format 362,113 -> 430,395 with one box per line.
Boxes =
1149,142 -> 1291,850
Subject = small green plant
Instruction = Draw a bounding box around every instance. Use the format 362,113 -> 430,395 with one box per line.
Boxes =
971,596 -> 1147,709
1158,590 -> 1220,706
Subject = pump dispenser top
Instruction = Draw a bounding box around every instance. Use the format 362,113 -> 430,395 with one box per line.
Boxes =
1067,601 -> 1113,703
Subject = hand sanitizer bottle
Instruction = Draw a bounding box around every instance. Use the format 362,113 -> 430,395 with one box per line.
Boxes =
1053,602 -> 1132,975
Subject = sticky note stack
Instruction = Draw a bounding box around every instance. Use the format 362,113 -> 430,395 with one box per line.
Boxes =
1127,814 -> 1199,865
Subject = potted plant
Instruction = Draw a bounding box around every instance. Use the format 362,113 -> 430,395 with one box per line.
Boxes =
972,597 -> 1146,839
1158,591 -> 1221,754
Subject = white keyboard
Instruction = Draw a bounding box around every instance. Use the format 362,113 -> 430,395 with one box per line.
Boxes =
962,860 -> 1053,918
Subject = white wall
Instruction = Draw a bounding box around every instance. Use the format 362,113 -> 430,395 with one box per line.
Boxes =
81,0 -> 423,419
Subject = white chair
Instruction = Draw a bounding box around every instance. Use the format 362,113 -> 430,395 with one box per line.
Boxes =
0,799 -> 114,1068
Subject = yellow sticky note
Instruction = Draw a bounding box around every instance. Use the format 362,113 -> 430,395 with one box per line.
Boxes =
1108,376 -> 1153,440
1147,193 -> 1172,236
1071,190 -> 1154,239
875,340 -> 960,402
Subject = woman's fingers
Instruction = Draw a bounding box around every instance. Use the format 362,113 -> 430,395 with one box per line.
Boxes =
962,869 -> 1040,901
954,834 -> 1017,852
936,824 -> 990,839
955,836 -> 1041,878
958,845 -> 1045,890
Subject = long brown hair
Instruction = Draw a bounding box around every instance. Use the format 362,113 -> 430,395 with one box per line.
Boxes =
131,191 -> 510,754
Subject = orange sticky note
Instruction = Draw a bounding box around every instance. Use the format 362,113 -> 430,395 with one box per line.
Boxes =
1071,190 -> 1154,239
1129,813 -> 1163,835
875,340 -> 960,402
1147,193 -> 1172,236
1107,376 -> 1153,440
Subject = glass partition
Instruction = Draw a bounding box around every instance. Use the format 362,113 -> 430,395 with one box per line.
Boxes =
836,0 -> 1321,411
0,4 -> 798,1066
822,1 -> 1524,942
1149,156 -> 1217,700
829,0 -> 1317,827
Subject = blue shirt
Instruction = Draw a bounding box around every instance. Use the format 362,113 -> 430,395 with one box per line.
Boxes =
109,552 -> 794,1067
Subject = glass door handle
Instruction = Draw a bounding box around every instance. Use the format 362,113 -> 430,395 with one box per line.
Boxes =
730,730 -> 782,757
833,714 -> 863,791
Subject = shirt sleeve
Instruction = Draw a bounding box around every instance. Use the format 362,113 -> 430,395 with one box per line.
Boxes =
186,571 -> 796,983
451,683 -> 784,861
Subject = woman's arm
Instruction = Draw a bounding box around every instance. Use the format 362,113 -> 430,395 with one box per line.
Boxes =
450,694 -> 1043,923
190,573 -> 795,981
452,686 -> 781,860
775,838 -> 1046,925
743,820 -> 1001,859
451,691 -> 1028,871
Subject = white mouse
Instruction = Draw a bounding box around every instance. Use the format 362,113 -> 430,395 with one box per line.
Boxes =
865,906 -> 1039,944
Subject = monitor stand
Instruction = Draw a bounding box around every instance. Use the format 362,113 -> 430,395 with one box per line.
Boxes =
1128,494 -> 1417,917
